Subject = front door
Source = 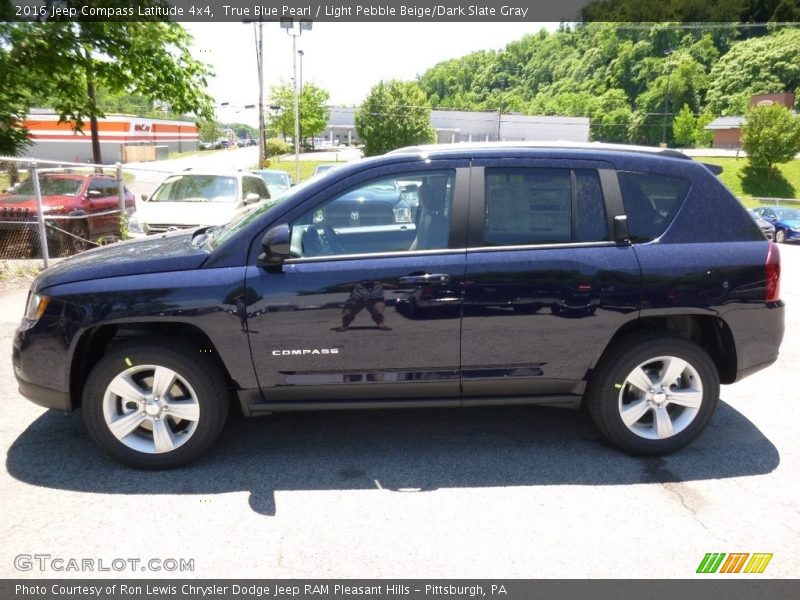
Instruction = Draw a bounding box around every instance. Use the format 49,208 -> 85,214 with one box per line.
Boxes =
246,161 -> 470,402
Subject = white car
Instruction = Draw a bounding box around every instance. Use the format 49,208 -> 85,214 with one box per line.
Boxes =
130,171 -> 270,235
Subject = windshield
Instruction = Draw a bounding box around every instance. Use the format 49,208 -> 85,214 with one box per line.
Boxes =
150,175 -> 238,203
255,171 -> 289,186
208,177 -> 317,249
12,177 -> 83,196
775,208 -> 800,220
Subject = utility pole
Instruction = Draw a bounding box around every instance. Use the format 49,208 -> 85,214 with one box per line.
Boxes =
254,20 -> 265,168
661,49 -> 676,148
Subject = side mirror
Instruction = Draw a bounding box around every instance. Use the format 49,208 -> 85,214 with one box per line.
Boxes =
613,215 -> 630,243
244,192 -> 260,205
140,193 -> 149,202
258,224 -> 291,266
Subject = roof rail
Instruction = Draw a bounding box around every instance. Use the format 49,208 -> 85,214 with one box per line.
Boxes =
388,141 -> 695,160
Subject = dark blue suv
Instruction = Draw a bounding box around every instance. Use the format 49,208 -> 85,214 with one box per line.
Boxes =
13,144 -> 785,468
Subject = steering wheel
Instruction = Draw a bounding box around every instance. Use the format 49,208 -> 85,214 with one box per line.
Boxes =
322,221 -> 346,254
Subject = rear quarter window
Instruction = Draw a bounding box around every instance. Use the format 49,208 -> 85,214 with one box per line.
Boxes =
618,171 -> 690,243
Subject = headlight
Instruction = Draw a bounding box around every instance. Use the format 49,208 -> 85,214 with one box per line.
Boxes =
127,212 -> 143,233
23,292 -> 49,322
393,207 -> 412,223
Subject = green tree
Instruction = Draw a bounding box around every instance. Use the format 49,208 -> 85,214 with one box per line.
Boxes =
707,29 -> 800,116
0,22 -> 33,157
223,123 -> 258,140
266,83 -> 331,146
741,104 -> 800,172
356,80 -> 435,157
672,104 -> 698,147
199,120 -> 222,143
4,12 -> 214,163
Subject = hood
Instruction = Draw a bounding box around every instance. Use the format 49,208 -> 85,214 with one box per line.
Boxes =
35,230 -> 209,290
138,201 -> 240,229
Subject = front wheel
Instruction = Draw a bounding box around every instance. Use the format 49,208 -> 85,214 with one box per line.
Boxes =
586,333 -> 719,455
775,229 -> 786,244
83,338 -> 229,469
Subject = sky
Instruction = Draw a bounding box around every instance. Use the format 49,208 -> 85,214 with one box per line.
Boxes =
184,22 -> 560,127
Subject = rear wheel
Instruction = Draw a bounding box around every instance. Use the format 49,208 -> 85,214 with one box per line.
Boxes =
586,333 -> 719,455
82,338 -> 229,469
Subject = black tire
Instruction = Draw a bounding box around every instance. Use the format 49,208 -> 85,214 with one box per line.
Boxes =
775,229 -> 786,244
82,338 -> 229,469
585,332 -> 719,455
68,219 -> 91,254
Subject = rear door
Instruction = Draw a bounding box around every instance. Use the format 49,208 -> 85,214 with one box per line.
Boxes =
245,159 -> 470,403
461,158 -> 641,400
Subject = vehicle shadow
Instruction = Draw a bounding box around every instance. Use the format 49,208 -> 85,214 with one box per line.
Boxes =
6,400 -> 779,516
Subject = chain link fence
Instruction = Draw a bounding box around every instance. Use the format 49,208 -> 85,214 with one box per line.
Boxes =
0,157 -> 147,271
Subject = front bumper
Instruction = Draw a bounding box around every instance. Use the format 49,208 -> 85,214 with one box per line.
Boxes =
15,375 -> 71,411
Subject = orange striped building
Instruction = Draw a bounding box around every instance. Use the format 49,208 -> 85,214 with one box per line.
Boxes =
23,112 -> 200,164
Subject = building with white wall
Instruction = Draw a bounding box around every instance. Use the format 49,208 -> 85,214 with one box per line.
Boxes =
322,108 -> 590,146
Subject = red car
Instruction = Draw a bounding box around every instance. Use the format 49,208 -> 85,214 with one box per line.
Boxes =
0,173 -> 134,256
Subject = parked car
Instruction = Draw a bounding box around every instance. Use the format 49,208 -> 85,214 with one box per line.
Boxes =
251,169 -> 292,199
0,173 -> 134,256
747,209 -> 775,240
14,143 -> 783,468
130,171 -> 270,235
751,206 -> 800,243
311,164 -> 338,178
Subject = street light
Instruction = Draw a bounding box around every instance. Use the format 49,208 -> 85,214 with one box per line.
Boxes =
281,18 -> 312,183
298,50 -> 304,91
298,49 -> 304,148
661,49 -> 676,147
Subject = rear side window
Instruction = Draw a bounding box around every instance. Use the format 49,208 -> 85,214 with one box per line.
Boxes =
618,172 -> 690,243
483,167 -> 608,247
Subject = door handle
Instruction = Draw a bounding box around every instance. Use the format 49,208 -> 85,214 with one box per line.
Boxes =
399,273 -> 450,284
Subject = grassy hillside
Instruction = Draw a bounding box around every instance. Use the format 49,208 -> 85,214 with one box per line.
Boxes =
698,157 -> 800,204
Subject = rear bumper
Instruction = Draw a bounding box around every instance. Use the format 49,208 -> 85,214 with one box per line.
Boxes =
729,302 -> 785,383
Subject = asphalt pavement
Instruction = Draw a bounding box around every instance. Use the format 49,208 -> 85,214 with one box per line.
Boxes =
0,246 -> 798,579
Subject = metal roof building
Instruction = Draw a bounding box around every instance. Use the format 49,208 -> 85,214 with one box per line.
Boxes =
323,108 -> 590,146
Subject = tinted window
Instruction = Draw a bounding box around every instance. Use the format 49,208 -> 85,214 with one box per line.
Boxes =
484,168 -> 608,247
574,169 -> 608,243
243,176 -> 269,200
619,172 -> 690,243
90,178 -> 118,196
290,169 -> 455,258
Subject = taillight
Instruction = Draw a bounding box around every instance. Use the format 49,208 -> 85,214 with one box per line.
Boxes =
765,241 -> 780,302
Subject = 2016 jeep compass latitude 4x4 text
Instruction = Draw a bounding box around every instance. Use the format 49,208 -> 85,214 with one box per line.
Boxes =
13,143 -> 785,468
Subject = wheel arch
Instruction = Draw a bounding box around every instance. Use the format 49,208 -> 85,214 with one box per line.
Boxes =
69,322 -> 239,411
592,314 -> 738,384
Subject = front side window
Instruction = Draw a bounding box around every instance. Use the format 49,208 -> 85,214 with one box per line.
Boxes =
483,167 -> 608,247
243,176 -> 269,200
150,175 -> 238,203
290,169 -> 455,258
